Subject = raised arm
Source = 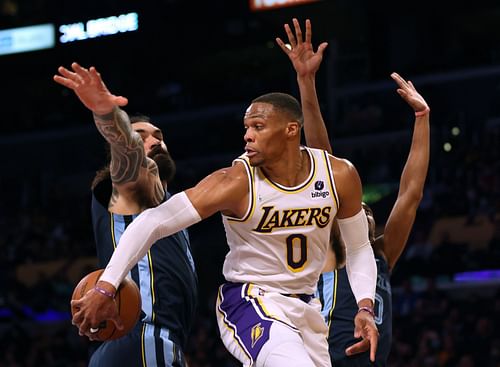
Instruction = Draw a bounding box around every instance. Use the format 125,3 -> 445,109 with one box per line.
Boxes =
276,18 -> 331,153
53,63 -> 159,202
382,72 -> 430,270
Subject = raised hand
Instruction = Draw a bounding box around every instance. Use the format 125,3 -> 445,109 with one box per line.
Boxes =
391,72 -> 429,113
276,18 -> 328,78
53,62 -> 128,116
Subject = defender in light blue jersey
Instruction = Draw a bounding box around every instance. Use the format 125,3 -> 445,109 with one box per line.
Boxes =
277,19 -> 431,365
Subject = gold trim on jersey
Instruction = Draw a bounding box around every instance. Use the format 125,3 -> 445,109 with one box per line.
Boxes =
323,151 -> 339,212
327,269 -> 338,329
141,323 -> 147,367
261,147 -> 316,193
147,250 -> 156,322
110,212 -> 117,249
225,157 -> 256,223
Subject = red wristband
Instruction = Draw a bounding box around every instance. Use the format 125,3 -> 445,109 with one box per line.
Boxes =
357,306 -> 375,318
94,286 -> 115,299
415,107 -> 430,117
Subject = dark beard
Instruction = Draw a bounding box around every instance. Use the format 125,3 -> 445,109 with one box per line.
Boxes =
149,146 -> 176,185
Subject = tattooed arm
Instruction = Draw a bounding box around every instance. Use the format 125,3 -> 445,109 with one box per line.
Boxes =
93,108 -> 147,186
53,62 -> 164,212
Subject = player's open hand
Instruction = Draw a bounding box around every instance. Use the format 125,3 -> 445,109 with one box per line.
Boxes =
391,72 -> 429,114
347,309 -> 379,362
53,62 -> 128,116
276,18 -> 328,78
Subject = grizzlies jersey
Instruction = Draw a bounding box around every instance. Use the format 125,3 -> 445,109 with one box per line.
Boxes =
222,146 -> 339,295
317,253 -> 392,366
91,179 -> 198,350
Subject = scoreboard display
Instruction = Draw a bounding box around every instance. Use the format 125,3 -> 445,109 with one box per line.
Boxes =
250,0 -> 320,12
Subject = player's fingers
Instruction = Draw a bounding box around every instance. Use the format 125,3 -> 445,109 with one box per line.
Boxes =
370,331 -> 379,362
57,66 -> 78,80
353,324 -> 361,339
110,315 -> 125,330
72,62 -> 92,83
396,89 -> 408,99
275,37 -> 291,54
393,72 -> 411,90
292,18 -> 303,44
284,23 -> 296,48
408,80 -> 418,92
305,19 -> 312,44
316,42 -> 328,56
345,339 -> 370,356
53,75 -> 78,89
390,72 -> 408,90
88,66 -> 102,82
114,96 -> 129,107
77,316 -> 92,336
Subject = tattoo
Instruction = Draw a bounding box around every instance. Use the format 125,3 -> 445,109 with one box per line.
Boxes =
93,107 -> 148,185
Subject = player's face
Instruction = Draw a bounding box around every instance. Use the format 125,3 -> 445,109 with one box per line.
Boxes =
132,122 -> 168,157
132,122 -> 176,183
243,102 -> 289,167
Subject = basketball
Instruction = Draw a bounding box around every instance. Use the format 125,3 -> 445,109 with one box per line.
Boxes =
71,269 -> 142,341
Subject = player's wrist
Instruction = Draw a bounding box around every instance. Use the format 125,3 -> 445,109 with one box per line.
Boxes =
415,106 -> 430,117
357,306 -> 375,318
93,106 -> 117,120
94,281 -> 116,299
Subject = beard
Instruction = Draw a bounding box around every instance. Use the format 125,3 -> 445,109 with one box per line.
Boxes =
149,146 -> 176,185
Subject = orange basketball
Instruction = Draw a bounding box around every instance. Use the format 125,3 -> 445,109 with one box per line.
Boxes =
71,269 -> 142,341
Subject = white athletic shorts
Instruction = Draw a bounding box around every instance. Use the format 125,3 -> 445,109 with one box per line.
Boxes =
216,282 -> 331,367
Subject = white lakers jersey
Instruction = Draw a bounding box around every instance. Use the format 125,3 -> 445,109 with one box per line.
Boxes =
222,146 -> 339,294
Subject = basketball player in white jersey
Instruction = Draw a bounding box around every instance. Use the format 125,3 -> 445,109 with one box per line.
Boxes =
69,63 -> 378,367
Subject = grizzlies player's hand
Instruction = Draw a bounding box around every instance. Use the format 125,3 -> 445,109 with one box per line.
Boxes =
347,309 -> 379,362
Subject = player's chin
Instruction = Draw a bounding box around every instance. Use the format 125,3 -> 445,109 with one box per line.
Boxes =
247,154 -> 263,167
248,158 -> 263,167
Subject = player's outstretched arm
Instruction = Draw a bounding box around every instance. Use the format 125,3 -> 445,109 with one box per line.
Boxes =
55,63 -> 157,196
276,18 -> 331,153
382,72 -> 430,270
71,163 -> 249,338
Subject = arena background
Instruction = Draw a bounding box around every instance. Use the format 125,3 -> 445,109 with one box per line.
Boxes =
1,1 -> 499,366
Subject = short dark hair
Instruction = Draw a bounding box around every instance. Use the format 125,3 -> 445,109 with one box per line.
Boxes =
130,114 -> 152,124
252,92 -> 303,127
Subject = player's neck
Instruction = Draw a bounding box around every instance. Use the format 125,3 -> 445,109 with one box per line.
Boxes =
262,148 -> 310,187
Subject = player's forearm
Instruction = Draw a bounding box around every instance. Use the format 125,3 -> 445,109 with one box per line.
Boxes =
398,113 -> 430,204
99,192 -> 201,288
93,106 -> 136,147
298,75 -> 332,153
338,210 -> 377,303
94,107 -> 147,184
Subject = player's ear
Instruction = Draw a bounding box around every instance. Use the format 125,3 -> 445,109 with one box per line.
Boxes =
286,121 -> 300,138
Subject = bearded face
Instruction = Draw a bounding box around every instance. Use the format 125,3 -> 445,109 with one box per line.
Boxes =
149,144 -> 176,185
